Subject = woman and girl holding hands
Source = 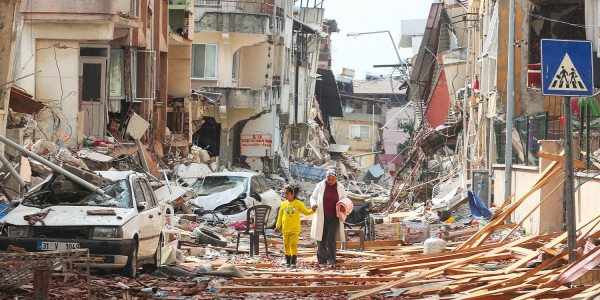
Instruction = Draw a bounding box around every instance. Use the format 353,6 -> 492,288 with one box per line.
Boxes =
274,168 -> 347,269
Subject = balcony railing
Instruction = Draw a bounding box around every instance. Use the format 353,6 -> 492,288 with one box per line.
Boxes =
195,0 -> 274,15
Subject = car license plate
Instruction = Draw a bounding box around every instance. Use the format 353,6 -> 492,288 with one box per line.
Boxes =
37,241 -> 80,251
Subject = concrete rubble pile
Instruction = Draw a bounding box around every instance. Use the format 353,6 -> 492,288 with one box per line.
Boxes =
1,124 -> 600,300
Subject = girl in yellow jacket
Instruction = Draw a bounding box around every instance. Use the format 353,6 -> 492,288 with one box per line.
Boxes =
275,185 -> 315,268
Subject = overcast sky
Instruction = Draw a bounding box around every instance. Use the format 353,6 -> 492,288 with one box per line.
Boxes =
322,0 -> 435,79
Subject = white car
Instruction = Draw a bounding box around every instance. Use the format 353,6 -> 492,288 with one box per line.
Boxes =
0,171 -> 163,278
188,172 -> 281,227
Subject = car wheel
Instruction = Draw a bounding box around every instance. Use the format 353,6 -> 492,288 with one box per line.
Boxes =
122,240 -> 138,278
195,228 -> 228,247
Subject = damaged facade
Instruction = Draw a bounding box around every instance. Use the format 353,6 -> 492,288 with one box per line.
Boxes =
390,0 -> 600,236
13,0 -> 170,155
188,0 -> 329,173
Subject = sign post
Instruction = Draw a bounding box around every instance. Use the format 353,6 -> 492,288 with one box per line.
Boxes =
541,39 -> 594,263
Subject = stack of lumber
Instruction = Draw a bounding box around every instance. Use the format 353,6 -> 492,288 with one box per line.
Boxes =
213,153 -> 600,299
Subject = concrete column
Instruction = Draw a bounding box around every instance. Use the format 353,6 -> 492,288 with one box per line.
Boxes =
218,106 -> 228,169
537,140 -> 564,234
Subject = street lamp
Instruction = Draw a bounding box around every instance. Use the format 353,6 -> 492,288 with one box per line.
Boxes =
347,31 -> 403,65
347,31 -> 410,82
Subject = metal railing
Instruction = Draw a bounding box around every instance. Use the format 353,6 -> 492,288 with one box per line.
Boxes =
494,95 -> 600,170
195,0 -> 274,16
194,0 -> 284,34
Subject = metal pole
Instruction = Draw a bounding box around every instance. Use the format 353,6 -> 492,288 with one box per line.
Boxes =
33,266 -> 50,300
563,96 -> 577,263
0,135 -> 105,195
462,25 -> 471,189
0,151 -> 27,189
504,0 -> 516,201
385,30 -> 403,65
372,104 -> 375,153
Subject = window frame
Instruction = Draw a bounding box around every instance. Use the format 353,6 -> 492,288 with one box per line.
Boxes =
109,49 -> 125,100
232,50 -> 239,81
349,125 -> 370,140
191,43 -> 218,80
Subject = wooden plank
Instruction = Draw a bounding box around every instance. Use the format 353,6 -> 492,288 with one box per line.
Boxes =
464,250 -> 567,294
232,277 -> 446,285
367,243 -> 501,274
382,253 -> 513,275
219,284 -> 381,292
500,181 -> 564,243
337,249 -> 394,258
468,166 -> 563,248
538,151 -> 587,168
487,235 -> 540,256
457,283 -> 535,300
503,250 -> 540,274
457,165 -> 561,250
250,271 -> 361,277
347,253 -> 485,300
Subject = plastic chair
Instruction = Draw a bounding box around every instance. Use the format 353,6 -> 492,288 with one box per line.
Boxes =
235,205 -> 271,256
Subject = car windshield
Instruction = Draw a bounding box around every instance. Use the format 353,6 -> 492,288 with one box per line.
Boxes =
21,177 -> 133,209
192,176 -> 248,196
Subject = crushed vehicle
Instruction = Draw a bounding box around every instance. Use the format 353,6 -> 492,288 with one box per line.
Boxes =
0,170 -> 164,278
188,172 -> 280,227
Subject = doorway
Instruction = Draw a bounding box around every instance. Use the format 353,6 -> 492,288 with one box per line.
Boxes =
80,48 -> 108,138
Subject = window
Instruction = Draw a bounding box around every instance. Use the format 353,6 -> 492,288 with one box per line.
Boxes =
232,50 -> 239,80
349,125 -> 370,140
109,49 -> 124,99
140,180 -> 157,208
192,44 -> 217,79
397,143 -> 407,154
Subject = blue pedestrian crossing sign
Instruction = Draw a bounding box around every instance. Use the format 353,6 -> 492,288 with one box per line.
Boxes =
541,39 -> 594,96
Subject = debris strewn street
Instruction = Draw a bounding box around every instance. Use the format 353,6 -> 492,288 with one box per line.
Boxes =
3,0 -> 600,299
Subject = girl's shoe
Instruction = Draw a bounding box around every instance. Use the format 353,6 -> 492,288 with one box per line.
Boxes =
285,255 -> 291,268
290,256 -> 297,269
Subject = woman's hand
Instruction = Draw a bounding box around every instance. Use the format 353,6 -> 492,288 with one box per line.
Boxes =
311,204 -> 318,211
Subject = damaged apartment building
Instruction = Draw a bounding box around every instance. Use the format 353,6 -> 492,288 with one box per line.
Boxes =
189,0 -> 328,172
8,0 -> 173,156
391,0 -> 600,235
1,0 -> 329,173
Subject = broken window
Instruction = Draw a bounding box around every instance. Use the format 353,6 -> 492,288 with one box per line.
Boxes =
192,44 -> 218,79
193,176 -> 248,196
21,177 -> 132,209
349,125 -> 370,140
109,49 -> 125,99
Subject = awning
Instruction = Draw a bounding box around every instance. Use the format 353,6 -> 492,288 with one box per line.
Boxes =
293,19 -> 327,37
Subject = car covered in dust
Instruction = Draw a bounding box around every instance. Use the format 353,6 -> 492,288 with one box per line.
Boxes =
188,172 -> 280,227
0,171 -> 164,278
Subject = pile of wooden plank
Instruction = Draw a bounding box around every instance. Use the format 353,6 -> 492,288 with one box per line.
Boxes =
213,155 -> 600,299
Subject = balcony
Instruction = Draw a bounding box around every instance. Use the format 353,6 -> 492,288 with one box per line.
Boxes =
19,0 -> 142,28
200,86 -> 268,110
169,0 -> 194,42
194,0 -> 283,35
343,111 -> 386,125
